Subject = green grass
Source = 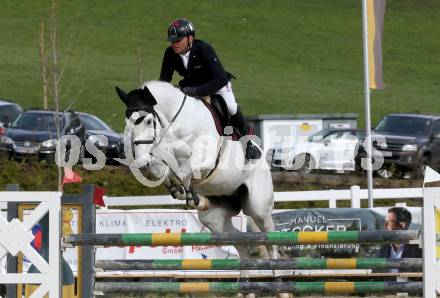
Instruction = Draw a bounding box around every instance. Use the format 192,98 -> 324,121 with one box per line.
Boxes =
0,0 -> 439,132
0,0 -> 439,194
0,155 -> 168,196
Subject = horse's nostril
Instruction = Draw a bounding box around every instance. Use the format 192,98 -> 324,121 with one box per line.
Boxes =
140,162 -> 151,170
133,158 -> 151,170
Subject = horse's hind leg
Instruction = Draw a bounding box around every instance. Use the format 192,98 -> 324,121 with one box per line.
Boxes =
197,200 -> 253,296
250,213 -> 291,298
219,217 -> 255,298
248,212 -> 280,262
240,172 -> 278,261
197,199 -> 251,258
242,177 -> 291,297
248,215 -> 278,259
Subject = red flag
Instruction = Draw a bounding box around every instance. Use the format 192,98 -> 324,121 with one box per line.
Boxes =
93,186 -> 107,207
62,167 -> 83,188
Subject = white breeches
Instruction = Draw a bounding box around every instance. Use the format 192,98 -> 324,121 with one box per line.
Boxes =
216,82 -> 238,115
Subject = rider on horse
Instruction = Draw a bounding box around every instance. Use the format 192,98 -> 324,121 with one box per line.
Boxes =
159,18 -> 261,160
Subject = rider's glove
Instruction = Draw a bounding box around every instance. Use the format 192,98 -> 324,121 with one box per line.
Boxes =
181,86 -> 199,97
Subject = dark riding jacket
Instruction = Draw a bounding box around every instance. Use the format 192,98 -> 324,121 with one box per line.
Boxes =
159,39 -> 230,97
372,243 -> 422,273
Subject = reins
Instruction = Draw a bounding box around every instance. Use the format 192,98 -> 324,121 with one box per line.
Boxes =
154,94 -> 187,147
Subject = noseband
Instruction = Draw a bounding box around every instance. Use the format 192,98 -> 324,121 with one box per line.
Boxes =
131,111 -> 161,146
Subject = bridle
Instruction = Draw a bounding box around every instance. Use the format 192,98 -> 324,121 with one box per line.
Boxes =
131,108 -> 162,146
128,92 -> 221,185
131,94 -> 188,148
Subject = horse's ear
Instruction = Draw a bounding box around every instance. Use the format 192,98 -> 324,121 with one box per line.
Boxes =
141,86 -> 157,106
115,86 -> 129,105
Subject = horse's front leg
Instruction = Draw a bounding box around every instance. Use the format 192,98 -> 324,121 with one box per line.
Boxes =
145,158 -> 185,200
164,177 -> 185,200
179,159 -> 209,210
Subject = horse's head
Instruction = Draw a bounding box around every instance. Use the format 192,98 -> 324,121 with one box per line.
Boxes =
116,85 -> 162,168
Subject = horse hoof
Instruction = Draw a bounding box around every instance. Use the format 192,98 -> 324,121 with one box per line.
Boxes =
196,196 -> 210,211
174,192 -> 186,200
168,185 -> 187,200
186,199 -> 196,208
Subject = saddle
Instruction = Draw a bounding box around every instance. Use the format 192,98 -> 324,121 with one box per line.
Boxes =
202,95 -> 260,160
202,94 -> 240,140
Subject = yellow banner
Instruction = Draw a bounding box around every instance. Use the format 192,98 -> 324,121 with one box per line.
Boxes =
367,0 -> 386,89
436,208 -> 440,258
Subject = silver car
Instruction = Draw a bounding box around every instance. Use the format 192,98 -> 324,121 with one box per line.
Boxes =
267,128 -> 365,173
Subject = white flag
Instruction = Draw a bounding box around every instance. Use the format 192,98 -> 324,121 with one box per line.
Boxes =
424,166 -> 440,185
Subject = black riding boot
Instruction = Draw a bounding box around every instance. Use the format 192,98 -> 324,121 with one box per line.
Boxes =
230,108 -> 261,160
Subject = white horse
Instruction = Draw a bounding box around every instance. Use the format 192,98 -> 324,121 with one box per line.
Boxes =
116,81 -> 282,286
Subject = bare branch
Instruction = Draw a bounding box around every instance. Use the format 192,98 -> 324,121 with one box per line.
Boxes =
56,33 -> 75,86
60,42 -> 82,102
49,0 -> 63,191
64,98 -> 78,112
63,84 -> 84,112
40,19 -> 49,109
137,46 -> 143,86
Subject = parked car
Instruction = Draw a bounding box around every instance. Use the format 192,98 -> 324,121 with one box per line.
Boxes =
0,99 -> 23,135
267,128 -> 365,173
0,110 -> 122,162
373,113 -> 440,179
78,112 -> 123,161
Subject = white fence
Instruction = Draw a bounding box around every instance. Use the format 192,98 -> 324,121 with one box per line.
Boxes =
0,186 -> 424,211
422,187 -> 440,297
103,185 -> 424,208
0,187 -> 439,297
0,192 -> 61,298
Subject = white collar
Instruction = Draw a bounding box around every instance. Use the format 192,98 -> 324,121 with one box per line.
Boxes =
179,50 -> 191,69
179,51 -> 190,59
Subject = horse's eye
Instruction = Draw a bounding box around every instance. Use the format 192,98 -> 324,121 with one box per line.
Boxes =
134,116 -> 145,125
146,119 -> 152,125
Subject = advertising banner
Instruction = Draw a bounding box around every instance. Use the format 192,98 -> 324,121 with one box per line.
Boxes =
272,207 -> 421,258
21,208 -> 245,274
93,209 -> 244,263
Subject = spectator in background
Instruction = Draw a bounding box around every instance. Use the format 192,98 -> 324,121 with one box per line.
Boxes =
375,207 -> 422,272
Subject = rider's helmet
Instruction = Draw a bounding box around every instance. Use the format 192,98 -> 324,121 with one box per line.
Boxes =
167,18 -> 195,42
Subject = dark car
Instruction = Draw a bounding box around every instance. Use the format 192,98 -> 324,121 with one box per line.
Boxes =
0,99 -> 23,135
78,112 -> 123,161
373,113 -> 440,179
0,110 -> 122,162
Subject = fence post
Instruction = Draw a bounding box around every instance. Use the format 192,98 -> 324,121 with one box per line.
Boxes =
422,187 -> 437,298
81,184 -> 96,298
350,185 -> 361,208
327,190 -> 336,208
48,192 -> 62,297
6,184 -> 19,298
3,187 -> 61,297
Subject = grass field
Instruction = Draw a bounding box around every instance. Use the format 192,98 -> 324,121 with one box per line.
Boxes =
0,0 -> 439,131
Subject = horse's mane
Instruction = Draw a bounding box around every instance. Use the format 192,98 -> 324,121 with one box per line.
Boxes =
143,81 -> 183,104
141,81 -> 203,121
143,80 -> 174,90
